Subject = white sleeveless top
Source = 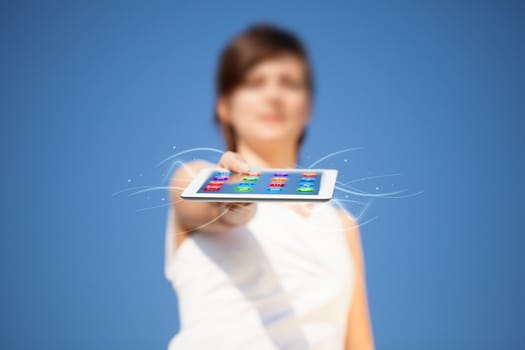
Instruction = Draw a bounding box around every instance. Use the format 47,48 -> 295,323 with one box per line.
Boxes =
164,201 -> 355,350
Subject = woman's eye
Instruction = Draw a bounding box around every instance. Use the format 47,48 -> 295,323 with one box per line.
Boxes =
244,77 -> 263,88
283,78 -> 304,90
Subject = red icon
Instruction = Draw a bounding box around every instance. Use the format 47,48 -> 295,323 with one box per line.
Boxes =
208,181 -> 225,186
204,185 -> 221,191
269,182 -> 285,187
244,171 -> 261,176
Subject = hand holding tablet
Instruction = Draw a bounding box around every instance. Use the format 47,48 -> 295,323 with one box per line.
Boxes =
181,153 -> 338,202
181,167 -> 337,202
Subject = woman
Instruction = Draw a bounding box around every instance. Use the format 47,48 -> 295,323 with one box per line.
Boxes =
164,23 -> 374,350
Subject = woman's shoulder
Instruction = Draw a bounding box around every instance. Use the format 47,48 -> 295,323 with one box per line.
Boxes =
331,206 -> 364,268
327,204 -> 360,243
333,206 -> 358,228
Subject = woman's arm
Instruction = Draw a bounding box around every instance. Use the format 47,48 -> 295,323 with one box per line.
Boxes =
169,152 -> 257,235
338,210 -> 375,350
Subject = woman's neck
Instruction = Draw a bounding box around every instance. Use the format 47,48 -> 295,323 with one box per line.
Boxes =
236,139 -> 299,169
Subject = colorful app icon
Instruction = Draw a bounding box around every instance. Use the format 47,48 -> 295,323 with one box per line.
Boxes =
244,171 -> 261,176
235,186 -> 252,192
215,171 -> 231,176
213,176 -> 229,181
269,182 -> 285,187
242,176 -> 259,181
267,187 -> 283,192
302,172 -> 317,177
238,182 -> 255,187
274,172 -> 289,177
204,185 -> 221,191
297,186 -> 314,192
271,177 -> 288,182
208,181 -> 225,186
297,182 -> 314,187
299,177 -> 316,182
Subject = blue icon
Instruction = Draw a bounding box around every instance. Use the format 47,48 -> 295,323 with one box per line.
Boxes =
267,187 -> 283,192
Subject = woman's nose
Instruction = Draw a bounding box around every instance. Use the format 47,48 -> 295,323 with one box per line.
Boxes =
263,81 -> 283,102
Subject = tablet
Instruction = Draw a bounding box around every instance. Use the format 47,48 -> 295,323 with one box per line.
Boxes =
180,167 -> 338,202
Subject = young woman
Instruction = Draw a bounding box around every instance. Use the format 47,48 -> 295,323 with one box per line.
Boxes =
164,23 -> 374,350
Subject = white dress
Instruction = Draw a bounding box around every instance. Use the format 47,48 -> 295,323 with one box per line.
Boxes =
164,201 -> 355,349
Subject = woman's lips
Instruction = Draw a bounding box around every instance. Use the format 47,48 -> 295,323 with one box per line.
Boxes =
260,114 -> 284,122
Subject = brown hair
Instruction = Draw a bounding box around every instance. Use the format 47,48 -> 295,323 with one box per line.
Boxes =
213,23 -> 315,152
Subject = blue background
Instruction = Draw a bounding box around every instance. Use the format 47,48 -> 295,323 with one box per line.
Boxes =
1,1 -> 524,349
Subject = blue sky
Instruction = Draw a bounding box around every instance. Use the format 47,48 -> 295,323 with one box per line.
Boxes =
1,1 -> 524,349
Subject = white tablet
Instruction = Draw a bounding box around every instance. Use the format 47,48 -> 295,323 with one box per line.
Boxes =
181,167 -> 338,202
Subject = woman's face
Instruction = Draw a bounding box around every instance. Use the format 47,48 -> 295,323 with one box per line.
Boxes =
218,54 -> 311,149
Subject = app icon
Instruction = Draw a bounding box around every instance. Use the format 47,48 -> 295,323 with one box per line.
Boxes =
269,182 -> 285,187
213,176 -> 229,181
299,177 -> 315,182
208,181 -> 225,186
244,171 -> 261,176
242,176 -> 259,181
302,172 -> 317,177
204,185 -> 221,191
238,182 -> 255,187
298,182 -> 314,187
267,187 -> 283,192
297,187 -> 314,192
235,186 -> 252,192
215,171 -> 231,176
274,172 -> 289,177
271,177 -> 287,182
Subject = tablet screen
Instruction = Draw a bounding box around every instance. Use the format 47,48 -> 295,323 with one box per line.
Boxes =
196,170 -> 322,195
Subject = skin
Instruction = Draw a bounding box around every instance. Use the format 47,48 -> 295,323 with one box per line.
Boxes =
169,53 -> 374,349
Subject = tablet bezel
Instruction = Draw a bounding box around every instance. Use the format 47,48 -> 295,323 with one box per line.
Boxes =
180,167 -> 338,202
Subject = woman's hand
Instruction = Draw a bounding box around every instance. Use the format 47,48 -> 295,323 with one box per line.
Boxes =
170,152 -> 258,236
215,151 -> 258,226
217,150 -> 251,174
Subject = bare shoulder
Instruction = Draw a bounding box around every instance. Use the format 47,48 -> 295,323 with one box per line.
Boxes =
335,208 -> 360,236
335,208 -> 365,265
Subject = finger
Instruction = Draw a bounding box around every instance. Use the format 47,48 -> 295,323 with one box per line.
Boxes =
237,202 -> 255,207
229,202 -> 256,211
219,152 -> 250,173
227,203 -> 244,210
216,202 -> 231,215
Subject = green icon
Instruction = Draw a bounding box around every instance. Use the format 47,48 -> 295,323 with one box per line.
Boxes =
242,176 -> 259,181
235,186 -> 252,192
297,187 -> 314,193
